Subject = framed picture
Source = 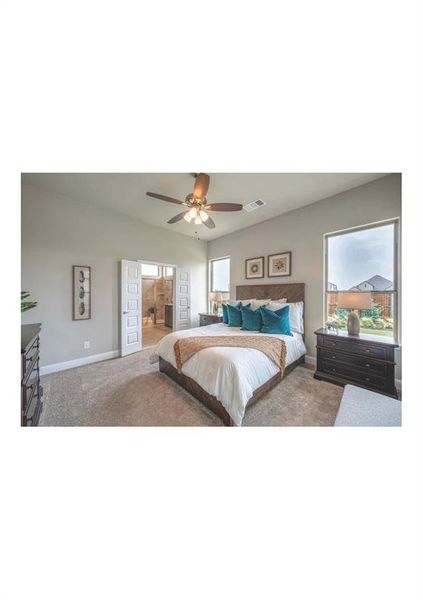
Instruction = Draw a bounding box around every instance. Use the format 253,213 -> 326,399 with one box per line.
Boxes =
73,265 -> 91,320
268,252 -> 292,277
245,256 -> 264,279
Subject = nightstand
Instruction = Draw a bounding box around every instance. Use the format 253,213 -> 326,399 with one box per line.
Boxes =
314,328 -> 399,398
198,313 -> 223,326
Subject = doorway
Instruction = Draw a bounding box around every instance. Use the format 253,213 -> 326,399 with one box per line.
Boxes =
140,261 -> 175,347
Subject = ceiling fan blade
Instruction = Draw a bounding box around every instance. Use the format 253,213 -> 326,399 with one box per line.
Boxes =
193,173 -> 210,199
167,211 -> 189,224
205,203 -> 243,211
204,215 -> 216,229
146,192 -> 183,205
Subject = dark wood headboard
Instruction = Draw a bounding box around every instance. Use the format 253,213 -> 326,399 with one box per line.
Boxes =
236,283 -> 305,304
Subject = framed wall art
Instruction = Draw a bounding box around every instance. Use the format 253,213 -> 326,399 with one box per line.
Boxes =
73,265 -> 91,320
268,252 -> 292,277
245,256 -> 264,279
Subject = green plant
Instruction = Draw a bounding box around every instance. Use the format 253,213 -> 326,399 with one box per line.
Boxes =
336,308 -> 350,320
333,311 -> 347,325
384,317 -> 394,329
21,291 -> 37,313
361,302 -> 382,320
373,318 -> 386,329
360,317 -> 374,328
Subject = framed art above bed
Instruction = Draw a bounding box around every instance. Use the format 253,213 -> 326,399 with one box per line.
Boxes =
245,256 -> 264,279
268,251 -> 292,277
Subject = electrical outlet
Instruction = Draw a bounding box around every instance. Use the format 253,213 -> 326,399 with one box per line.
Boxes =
84,341 -> 90,349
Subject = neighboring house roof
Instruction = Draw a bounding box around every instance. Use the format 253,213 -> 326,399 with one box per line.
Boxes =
351,274 -> 393,291
328,282 -> 338,291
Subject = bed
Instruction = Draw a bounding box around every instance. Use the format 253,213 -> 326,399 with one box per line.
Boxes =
152,283 -> 306,426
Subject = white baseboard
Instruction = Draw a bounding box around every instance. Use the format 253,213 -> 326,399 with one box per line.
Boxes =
40,350 -> 120,376
305,355 -> 402,390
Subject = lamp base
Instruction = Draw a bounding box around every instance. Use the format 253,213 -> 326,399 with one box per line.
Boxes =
347,310 -> 360,335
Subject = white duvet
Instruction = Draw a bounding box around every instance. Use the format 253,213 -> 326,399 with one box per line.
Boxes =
151,323 -> 306,426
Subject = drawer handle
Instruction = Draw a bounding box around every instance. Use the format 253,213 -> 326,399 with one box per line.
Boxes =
332,355 -> 336,359
332,368 -> 336,372
365,363 -> 370,368
365,377 -> 370,382
365,349 -> 370,353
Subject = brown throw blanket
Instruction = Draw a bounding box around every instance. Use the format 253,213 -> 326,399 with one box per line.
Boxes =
174,335 -> 287,375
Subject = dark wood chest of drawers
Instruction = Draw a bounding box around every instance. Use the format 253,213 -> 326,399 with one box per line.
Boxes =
198,313 -> 223,327
314,328 -> 399,398
21,324 -> 43,426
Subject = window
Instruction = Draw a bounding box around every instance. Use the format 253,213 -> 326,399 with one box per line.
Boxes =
141,263 -> 159,277
210,257 -> 230,293
164,266 -> 174,277
325,220 -> 399,338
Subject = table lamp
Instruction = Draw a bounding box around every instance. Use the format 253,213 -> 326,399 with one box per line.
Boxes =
336,292 -> 372,335
208,291 -> 230,315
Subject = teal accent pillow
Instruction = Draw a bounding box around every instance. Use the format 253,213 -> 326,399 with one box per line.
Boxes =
260,305 -> 292,335
227,302 -> 251,327
240,305 -> 264,331
222,303 -> 229,324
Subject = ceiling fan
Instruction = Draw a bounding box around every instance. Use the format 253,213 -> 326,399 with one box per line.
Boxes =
146,173 -> 243,229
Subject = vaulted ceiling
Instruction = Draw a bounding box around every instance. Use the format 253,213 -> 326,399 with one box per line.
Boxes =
22,173 -> 388,241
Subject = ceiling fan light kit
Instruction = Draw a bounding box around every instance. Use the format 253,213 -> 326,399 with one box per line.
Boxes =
146,173 -> 243,231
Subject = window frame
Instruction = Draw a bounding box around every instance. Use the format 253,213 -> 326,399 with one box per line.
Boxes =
324,218 -> 400,340
141,263 -> 160,278
209,256 -> 230,309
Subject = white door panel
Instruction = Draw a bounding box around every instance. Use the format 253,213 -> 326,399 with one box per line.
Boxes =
175,268 -> 191,330
121,259 -> 142,356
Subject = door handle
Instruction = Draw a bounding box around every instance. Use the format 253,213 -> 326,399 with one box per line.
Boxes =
123,311 -> 129,314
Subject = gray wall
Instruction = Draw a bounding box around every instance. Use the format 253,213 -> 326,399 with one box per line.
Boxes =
21,184 -> 208,366
208,174 -> 401,370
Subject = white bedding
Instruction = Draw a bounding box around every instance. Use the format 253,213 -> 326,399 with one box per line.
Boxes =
151,323 -> 306,426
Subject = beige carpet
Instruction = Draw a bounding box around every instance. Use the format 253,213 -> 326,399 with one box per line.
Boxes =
40,348 -> 343,426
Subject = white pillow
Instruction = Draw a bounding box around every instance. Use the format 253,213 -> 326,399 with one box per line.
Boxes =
285,301 -> 304,334
266,300 -> 304,333
267,299 -> 287,311
251,298 -> 271,310
228,298 -> 254,306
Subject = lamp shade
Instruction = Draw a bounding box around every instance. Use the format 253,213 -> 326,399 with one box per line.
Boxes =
337,292 -> 372,310
209,291 -> 230,302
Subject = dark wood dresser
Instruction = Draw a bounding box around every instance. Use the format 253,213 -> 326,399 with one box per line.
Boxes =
199,313 -> 223,327
21,323 -> 43,426
314,328 -> 399,398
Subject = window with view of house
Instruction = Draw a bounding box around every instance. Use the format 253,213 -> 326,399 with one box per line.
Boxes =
325,220 -> 399,338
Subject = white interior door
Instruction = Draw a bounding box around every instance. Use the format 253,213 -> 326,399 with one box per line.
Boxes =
175,268 -> 191,330
120,260 -> 142,356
